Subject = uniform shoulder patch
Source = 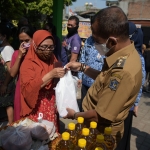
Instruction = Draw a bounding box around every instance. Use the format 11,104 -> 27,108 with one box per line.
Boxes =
109,79 -> 119,91
112,56 -> 128,69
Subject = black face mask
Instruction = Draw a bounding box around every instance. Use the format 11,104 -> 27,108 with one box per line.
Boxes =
67,26 -> 78,36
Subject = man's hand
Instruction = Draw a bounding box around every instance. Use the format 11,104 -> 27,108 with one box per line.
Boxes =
133,105 -> 138,117
65,62 -> 81,72
64,108 -> 76,119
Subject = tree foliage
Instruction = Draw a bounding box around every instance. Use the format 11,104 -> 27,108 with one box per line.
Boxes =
0,0 -> 77,27
26,0 -> 53,15
0,0 -> 26,20
64,0 -> 77,6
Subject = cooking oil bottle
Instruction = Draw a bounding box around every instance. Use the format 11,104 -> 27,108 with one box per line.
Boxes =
103,127 -> 115,150
76,117 -> 84,139
56,132 -> 74,150
75,139 -> 87,150
67,123 -> 77,145
91,134 -> 108,150
89,121 -> 99,142
79,128 -> 93,149
95,147 -> 103,150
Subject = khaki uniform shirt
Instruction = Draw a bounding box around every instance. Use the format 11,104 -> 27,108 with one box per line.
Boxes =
82,43 -> 142,145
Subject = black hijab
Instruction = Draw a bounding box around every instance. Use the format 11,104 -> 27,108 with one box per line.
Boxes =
129,21 -> 143,55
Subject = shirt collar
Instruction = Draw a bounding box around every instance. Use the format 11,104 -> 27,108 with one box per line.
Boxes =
106,42 -> 135,68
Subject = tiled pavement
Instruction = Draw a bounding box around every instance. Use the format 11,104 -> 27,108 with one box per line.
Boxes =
130,92 -> 150,150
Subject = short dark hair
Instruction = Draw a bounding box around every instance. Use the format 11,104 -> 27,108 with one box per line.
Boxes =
0,24 -> 11,40
19,25 -> 34,38
43,22 -> 56,35
68,16 -> 79,26
91,14 -> 97,25
93,6 -> 129,40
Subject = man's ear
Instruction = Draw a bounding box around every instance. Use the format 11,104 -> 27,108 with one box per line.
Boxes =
107,37 -> 117,48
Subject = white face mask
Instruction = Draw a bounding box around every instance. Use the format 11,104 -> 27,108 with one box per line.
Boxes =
95,38 -> 110,55
95,38 -> 116,55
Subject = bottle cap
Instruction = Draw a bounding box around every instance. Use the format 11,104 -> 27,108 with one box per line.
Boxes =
68,123 -> 75,130
37,113 -> 43,123
90,121 -> 97,128
95,147 -> 103,150
62,132 -> 70,140
78,139 -> 86,148
82,128 -> 89,136
96,134 -> 104,143
77,117 -> 84,123
104,127 -> 112,135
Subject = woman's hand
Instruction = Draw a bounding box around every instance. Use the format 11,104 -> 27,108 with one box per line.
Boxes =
51,68 -> 65,78
65,62 -> 81,72
18,42 -> 27,58
64,108 -> 76,119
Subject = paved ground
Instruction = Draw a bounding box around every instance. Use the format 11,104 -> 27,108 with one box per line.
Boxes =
130,92 -> 150,150
0,92 -> 150,150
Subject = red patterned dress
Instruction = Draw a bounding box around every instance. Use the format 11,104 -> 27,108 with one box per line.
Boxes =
28,85 -> 59,132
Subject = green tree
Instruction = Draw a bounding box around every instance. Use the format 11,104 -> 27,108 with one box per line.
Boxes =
0,0 -> 26,20
26,0 -> 77,28
0,0 -> 77,28
64,0 -> 77,6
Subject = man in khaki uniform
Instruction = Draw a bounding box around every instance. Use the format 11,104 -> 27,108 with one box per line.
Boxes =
64,6 -> 142,148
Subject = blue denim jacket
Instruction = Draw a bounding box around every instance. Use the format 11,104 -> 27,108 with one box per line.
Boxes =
78,36 -> 105,87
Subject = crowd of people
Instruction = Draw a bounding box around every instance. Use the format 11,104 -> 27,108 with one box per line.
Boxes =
0,6 -> 150,150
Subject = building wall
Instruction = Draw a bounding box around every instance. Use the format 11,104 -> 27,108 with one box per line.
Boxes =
116,0 -> 150,44
118,0 -> 150,27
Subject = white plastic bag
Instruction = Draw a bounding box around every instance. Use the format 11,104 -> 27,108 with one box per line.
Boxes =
55,70 -> 79,117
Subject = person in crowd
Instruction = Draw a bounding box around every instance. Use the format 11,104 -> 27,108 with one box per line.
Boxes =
64,6 -> 142,148
0,24 -> 15,124
43,22 -> 61,62
10,25 -> 34,121
20,30 -> 65,131
115,21 -> 146,150
61,16 -> 81,66
143,44 -> 150,92
77,15 -> 105,111
11,17 -> 31,50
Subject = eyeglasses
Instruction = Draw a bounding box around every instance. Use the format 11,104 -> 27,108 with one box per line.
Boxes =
37,45 -> 55,51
